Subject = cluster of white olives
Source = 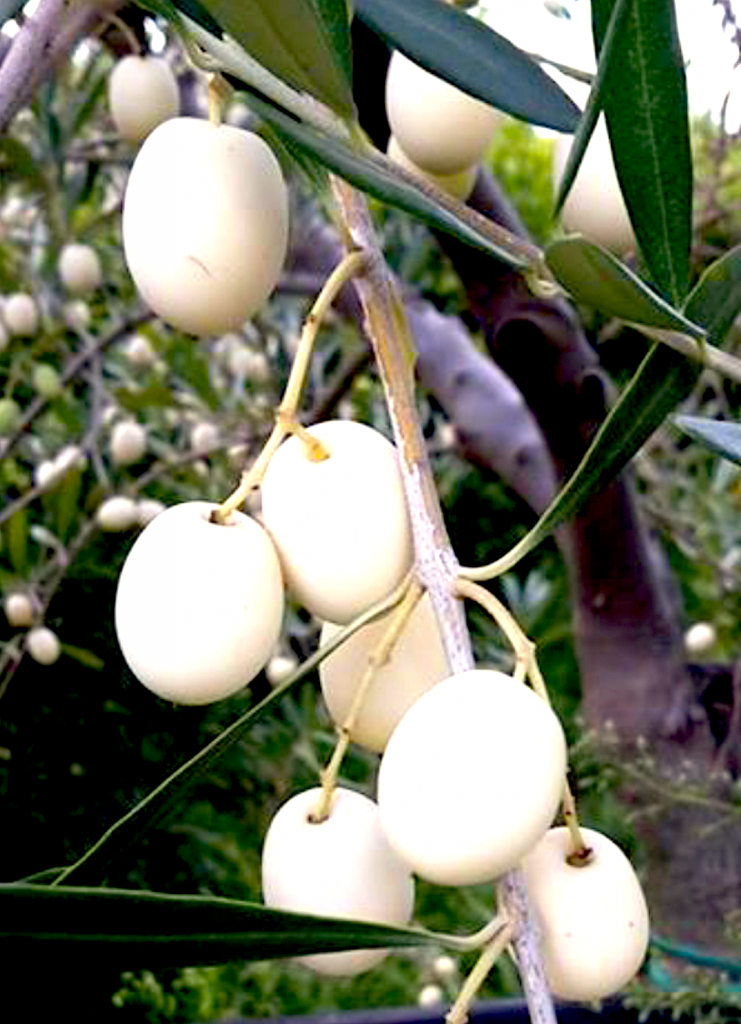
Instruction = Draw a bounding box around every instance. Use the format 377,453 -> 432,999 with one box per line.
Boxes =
122,116 -> 289,336
384,50 -> 502,201
3,592 -> 61,665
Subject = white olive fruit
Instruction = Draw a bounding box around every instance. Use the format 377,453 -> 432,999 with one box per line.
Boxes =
26,626 -> 61,665
417,985 -> 444,1008
110,420 -> 147,467
521,826 -> 650,1001
53,444 -> 86,476
432,955 -> 457,981
136,497 -> 166,526
261,787 -> 415,976
553,118 -> 634,254
227,344 -> 270,383
96,495 -> 139,532
62,299 -> 91,331
386,136 -> 477,202
261,420 -> 413,624
58,243 -> 102,295
4,592 -> 34,628
108,55 -> 180,143
123,117 -> 289,336
115,500 -> 284,704
122,333 -> 156,367
265,652 -> 298,686
319,593 -> 449,753
34,459 -> 61,492
385,50 -> 500,175
684,621 -> 717,655
4,293 -> 38,337
190,420 -> 219,453
377,669 -> 566,886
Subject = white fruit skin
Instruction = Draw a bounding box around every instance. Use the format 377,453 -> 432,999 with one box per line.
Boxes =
115,501 -> 284,704
261,421 -> 414,624
4,593 -> 34,628
4,293 -> 38,336
136,498 -> 166,526
26,626 -> 61,665
377,669 -> 567,886
58,244 -> 102,295
190,421 -> 219,452
63,300 -> 91,331
386,136 -> 477,202
123,334 -> 156,367
122,118 -> 289,337
265,653 -> 298,686
261,787 -> 415,976
521,827 -> 650,1001
385,50 -> 500,175
553,119 -> 634,254
97,495 -> 139,532
108,55 -> 180,143
320,593 -> 450,753
110,420 -> 147,466
684,621 -> 717,654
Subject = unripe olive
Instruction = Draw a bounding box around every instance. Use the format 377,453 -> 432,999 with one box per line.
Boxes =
4,592 -> 34,628
386,136 -> 477,202
115,501 -> 284,704
521,827 -> 650,1001
96,495 -> 139,532
4,293 -> 38,337
0,397 -> 20,434
553,118 -> 634,254
377,669 -> 566,885
58,243 -> 102,295
385,50 -> 500,175
110,420 -> 147,466
123,118 -> 289,336
261,420 -> 413,624
62,300 -> 91,331
32,363 -> 62,398
261,787 -> 415,976
108,55 -> 180,143
26,626 -> 61,665
320,593 -> 449,752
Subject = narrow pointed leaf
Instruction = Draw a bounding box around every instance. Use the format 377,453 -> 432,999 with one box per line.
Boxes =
472,342 -> 699,575
355,0 -> 580,131
592,0 -> 692,304
0,884 -> 435,966
555,0 -> 632,214
194,0 -> 355,117
545,236 -> 704,337
238,86 -> 527,268
681,243 -> 741,347
673,416 -> 741,467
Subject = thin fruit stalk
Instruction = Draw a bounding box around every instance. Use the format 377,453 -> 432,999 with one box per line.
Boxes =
329,175 -> 557,1024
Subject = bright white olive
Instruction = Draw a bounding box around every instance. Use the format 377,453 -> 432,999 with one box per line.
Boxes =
377,669 -> 566,886
190,421 -> 219,453
521,826 -> 650,1001
122,333 -> 156,367
432,955 -> 457,981
108,55 -> 180,143
4,592 -> 34,628
553,118 -> 634,254
115,501 -> 284,704
53,444 -> 86,476
261,787 -> 415,976
227,345 -> 270,383
417,985 -> 444,1008
136,497 -> 166,526
265,652 -> 298,686
110,420 -> 147,466
385,50 -> 500,175
26,626 -> 61,665
34,459 -> 62,492
261,420 -> 413,624
684,621 -> 717,654
96,495 -> 139,532
320,593 -> 449,753
58,243 -> 102,295
4,293 -> 38,337
123,117 -> 289,336
386,136 -> 477,202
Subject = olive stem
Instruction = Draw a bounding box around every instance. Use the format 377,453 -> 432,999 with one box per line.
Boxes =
312,579 -> 423,823
446,919 -> 515,1024
216,249 -> 368,519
